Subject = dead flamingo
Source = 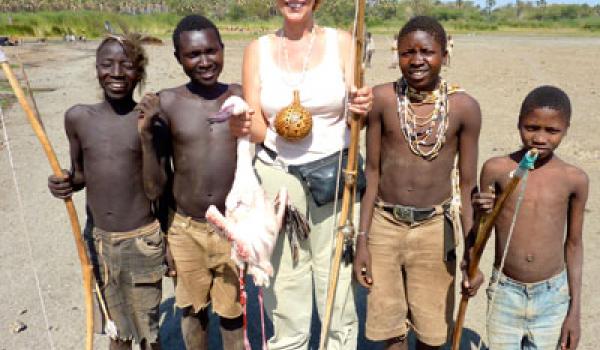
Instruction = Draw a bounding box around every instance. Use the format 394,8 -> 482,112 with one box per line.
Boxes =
205,95 -> 287,288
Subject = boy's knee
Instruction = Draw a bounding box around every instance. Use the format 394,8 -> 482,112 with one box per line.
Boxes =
220,317 -> 245,350
385,335 -> 408,350
415,338 -> 442,350
180,308 -> 209,349
181,307 -> 209,331
220,315 -> 243,331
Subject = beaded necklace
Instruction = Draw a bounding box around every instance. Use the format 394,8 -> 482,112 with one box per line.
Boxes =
396,77 -> 449,160
279,25 -> 317,88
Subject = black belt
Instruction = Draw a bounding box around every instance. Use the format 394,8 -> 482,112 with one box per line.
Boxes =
378,200 -> 450,224
261,143 -> 278,161
258,143 -> 311,176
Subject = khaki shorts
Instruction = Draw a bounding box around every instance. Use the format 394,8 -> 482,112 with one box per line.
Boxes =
366,206 -> 456,346
90,220 -> 165,344
168,212 -> 242,318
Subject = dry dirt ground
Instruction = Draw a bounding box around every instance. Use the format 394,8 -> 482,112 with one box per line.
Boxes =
0,34 -> 599,350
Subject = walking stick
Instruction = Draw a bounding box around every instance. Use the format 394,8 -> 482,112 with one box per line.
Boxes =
451,148 -> 538,350
318,1 -> 366,349
0,48 -> 94,350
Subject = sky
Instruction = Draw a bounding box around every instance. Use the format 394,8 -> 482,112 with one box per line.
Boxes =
447,0 -> 600,7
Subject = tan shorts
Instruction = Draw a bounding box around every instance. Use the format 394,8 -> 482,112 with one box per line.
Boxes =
90,220 -> 165,344
366,206 -> 456,346
168,212 -> 242,318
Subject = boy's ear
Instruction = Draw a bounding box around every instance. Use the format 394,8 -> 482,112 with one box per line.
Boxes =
174,51 -> 181,64
442,49 -> 449,66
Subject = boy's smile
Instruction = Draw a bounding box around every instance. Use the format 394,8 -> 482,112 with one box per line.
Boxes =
519,107 -> 568,160
96,41 -> 139,100
177,29 -> 224,88
398,30 -> 446,92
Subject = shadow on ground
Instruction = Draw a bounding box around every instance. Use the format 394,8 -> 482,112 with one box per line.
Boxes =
450,327 -> 488,350
158,280 -> 484,350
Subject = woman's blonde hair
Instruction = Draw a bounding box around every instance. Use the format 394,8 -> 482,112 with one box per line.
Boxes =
314,0 -> 323,10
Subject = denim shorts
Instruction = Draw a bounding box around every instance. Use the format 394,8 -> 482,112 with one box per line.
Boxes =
486,269 -> 570,350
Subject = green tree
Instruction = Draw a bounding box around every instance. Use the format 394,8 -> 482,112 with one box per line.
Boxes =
486,0 -> 495,18
407,0 -> 434,16
516,0 -> 524,19
316,0 -> 356,27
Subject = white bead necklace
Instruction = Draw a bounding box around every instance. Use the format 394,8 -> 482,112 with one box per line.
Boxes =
278,25 -> 318,88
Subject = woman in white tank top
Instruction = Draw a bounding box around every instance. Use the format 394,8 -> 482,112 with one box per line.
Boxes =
231,1 -> 373,349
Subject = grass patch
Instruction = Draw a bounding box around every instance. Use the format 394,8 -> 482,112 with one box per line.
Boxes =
449,21 -> 499,31
582,18 -> 600,32
0,10 -> 599,38
0,11 -> 182,38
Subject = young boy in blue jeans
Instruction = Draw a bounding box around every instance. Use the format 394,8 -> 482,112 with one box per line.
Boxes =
473,86 -> 588,350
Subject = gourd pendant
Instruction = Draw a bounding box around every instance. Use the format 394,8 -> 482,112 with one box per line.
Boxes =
275,90 -> 312,142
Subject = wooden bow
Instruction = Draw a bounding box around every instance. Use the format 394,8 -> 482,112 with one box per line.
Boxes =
451,148 -> 538,350
318,1 -> 366,349
0,48 -> 94,350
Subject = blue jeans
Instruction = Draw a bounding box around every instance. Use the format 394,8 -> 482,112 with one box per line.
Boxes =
486,269 -> 569,350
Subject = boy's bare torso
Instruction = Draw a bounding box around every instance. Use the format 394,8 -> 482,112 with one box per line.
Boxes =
159,83 -> 240,219
67,102 -> 154,232
374,82 -> 476,207
485,153 -> 584,283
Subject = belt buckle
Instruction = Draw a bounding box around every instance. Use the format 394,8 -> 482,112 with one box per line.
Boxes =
393,206 -> 414,224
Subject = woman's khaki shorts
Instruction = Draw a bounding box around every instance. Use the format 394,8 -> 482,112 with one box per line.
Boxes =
168,212 -> 242,318
366,206 -> 456,346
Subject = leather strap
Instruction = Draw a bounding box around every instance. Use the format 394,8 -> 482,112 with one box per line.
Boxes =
377,199 -> 450,224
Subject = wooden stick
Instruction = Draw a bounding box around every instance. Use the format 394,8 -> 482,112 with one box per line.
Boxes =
318,2 -> 366,349
451,149 -> 538,350
0,48 -> 94,350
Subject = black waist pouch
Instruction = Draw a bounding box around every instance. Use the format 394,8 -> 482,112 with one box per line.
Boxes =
288,149 -> 366,207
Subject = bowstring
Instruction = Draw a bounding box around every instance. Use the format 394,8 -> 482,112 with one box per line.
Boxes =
0,105 -> 56,350
477,172 -> 530,350
329,0 -> 361,237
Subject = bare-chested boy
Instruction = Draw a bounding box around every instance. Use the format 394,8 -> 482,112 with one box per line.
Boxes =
137,15 -> 244,350
48,34 -> 164,350
473,86 -> 588,350
353,16 -> 483,349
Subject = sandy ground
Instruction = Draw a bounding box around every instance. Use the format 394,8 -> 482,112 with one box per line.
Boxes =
0,34 -> 599,350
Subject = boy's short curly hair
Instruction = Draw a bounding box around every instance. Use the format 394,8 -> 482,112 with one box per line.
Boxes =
96,33 -> 148,88
519,85 -> 572,124
172,15 -> 223,57
398,16 -> 447,53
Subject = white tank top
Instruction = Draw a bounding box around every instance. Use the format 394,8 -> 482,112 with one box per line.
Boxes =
258,27 -> 349,166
